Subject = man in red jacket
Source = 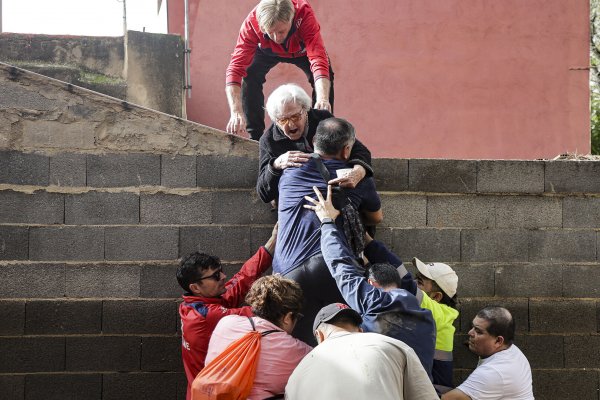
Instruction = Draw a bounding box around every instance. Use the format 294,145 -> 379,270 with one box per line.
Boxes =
177,224 -> 277,400
226,0 -> 333,140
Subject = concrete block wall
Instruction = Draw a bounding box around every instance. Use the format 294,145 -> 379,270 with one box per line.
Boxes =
2,151 -> 600,399
1,62 -> 599,400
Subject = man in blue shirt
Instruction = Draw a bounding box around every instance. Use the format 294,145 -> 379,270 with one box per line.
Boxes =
304,184 -> 437,380
273,117 -> 382,345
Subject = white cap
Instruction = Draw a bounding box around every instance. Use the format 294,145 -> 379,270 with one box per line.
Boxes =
412,257 -> 458,298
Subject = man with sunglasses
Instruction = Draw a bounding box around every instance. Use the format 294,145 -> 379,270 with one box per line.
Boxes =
177,224 -> 278,400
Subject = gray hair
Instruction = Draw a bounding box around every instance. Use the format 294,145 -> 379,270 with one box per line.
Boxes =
256,0 -> 294,31
265,83 -> 312,121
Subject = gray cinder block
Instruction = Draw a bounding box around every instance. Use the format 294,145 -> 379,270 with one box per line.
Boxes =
0,300 -> 25,335
495,196 -> 562,228
66,336 -> 141,372
427,195 -> 494,228
25,374 -> 102,400
477,160 -> 544,194
102,300 -> 177,334
452,264 -> 495,297
0,375 -> 25,400
141,336 -> 183,372
66,192 -> 139,225
161,154 -> 196,188
105,227 -> 179,261
409,159 -> 477,193
461,229 -> 529,262
392,228 -> 461,262
372,158 -> 409,191
29,226 -> 104,261
545,161 -> 600,193
0,337 -> 65,372
564,336 -> 600,369
528,230 -> 596,262
102,372 -> 178,400
0,190 -> 63,224
0,226 -> 28,260
0,264 -> 65,299
517,334 -> 564,368
49,153 -> 87,187
563,265 -> 600,297
197,155 -> 257,189
532,369 -> 599,400
530,299 -> 597,333
140,192 -> 212,225
211,190 -> 276,225
87,153 -> 160,187
494,264 -> 563,297
140,264 -> 181,299
66,264 -> 140,298
25,300 -> 102,334
0,151 -> 49,186
563,197 -> 600,228
180,226 -> 252,262
380,194 -> 426,228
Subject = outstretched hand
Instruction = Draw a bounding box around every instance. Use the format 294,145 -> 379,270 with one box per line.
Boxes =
303,185 -> 340,221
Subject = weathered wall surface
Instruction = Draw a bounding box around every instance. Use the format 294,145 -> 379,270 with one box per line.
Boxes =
0,33 -> 124,77
126,30 -> 185,118
0,32 -> 185,118
168,0 -> 590,159
0,63 -> 254,156
1,63 -> 599,400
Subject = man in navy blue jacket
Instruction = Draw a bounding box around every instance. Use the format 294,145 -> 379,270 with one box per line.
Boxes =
304,185 -> 436,379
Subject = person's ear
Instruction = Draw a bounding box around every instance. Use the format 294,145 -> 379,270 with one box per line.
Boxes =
430,291 -> 443,303
314,329 -> 325,344
367,278 -> 379,287
495,335 -> 505,347
189,282 -> 202,294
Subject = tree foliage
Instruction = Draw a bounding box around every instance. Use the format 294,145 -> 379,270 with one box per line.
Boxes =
591,0 -> 600,154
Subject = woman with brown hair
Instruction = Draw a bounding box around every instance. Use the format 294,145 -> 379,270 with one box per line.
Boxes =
205,274 -> 312,400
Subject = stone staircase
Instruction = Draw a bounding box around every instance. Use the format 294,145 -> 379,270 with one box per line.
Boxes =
1,62 -> 600,400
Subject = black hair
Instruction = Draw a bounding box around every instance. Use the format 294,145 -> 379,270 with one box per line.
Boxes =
430,280 -> 458,309
368,263 -> 402,288
476,306 -> 515,344
313,117 -> 356,156
176,252 -> 221,293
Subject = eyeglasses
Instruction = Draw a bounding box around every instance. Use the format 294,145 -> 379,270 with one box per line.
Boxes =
294,312 -> 304,321
197,267 -> 223,282
276,110 -> 304,126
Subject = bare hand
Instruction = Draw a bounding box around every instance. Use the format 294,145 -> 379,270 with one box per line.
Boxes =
303,185 -> 340,221
328,165 -> 366,189
226,112 -> 248,136
273,151 -> 311,170
314,99 -> 332,112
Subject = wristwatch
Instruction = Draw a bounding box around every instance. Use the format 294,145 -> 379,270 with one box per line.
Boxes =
321,217 -> 334,225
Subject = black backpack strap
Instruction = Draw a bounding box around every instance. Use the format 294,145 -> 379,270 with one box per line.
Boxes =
311,153 -> 331,182
261,329 -> 283,337
247,316 -> 256,331
248,316 -> 283,336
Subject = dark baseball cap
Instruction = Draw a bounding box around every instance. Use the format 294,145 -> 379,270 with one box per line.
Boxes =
313,303 -> 363,332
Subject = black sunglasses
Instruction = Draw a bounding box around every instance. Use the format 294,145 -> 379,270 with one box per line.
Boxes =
197,266 -> 223,282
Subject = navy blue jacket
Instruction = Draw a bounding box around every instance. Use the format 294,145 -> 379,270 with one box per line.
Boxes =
321,223 -> 436,379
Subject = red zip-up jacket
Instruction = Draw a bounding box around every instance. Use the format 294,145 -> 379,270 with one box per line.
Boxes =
179,246 -> 273,400
226,0 -> 330,86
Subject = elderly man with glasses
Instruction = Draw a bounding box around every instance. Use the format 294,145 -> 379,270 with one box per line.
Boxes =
257,83 -> 373,205
176,224 -> 278,400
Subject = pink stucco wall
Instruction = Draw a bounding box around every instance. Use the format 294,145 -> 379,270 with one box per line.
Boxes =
168,0 -> 590,159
